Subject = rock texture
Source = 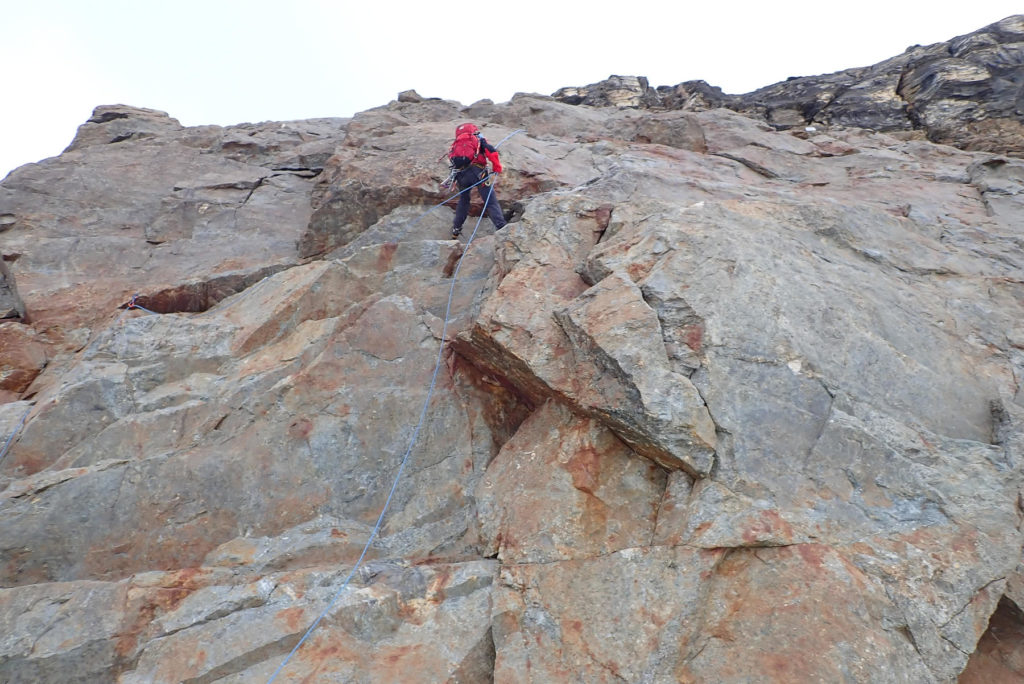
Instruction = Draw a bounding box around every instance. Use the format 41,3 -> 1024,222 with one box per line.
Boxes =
554,15 -> 1024,156
0,104 -> 344,399
1,16 -> 1024,684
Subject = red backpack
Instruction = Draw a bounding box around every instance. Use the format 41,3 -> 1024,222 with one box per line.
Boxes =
449,123 -> 481,169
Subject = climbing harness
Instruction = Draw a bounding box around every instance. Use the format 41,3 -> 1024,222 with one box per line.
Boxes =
266,129 -> 523,683
440,165 -> 458,190
441,164 -> 494,192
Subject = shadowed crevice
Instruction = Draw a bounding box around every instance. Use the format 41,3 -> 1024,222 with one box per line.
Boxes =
123,265 -> 290,314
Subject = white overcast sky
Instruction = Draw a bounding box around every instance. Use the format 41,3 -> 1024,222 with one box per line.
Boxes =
2,1 -> 1020,180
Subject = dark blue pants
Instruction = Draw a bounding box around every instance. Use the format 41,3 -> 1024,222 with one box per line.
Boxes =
454,165 -> 506,231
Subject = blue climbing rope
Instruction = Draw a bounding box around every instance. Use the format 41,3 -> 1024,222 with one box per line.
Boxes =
397,129 -> 526,233
125,293 -> 160,316
266,129 -> 523,683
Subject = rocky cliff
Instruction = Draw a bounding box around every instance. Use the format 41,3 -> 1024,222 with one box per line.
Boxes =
555,15 -> 1024,158
1,15 -> 1023,684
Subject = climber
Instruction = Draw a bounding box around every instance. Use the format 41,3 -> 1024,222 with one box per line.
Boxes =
447,123 -> 507,237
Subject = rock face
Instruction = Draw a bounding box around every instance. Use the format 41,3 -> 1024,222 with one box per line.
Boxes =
555,15 -> 1024,157
0,104 -> 345,400
1,18 -> 1023,684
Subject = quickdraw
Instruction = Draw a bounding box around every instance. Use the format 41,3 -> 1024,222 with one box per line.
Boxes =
440,166 -> 458,190
441,165 -> 491,191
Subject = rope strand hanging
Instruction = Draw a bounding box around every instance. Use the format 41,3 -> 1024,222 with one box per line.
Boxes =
266,129 -> 523,683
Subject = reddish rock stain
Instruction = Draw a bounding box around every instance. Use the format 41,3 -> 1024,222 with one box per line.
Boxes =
627,261 -> 651,281
288,417 -> 314,440
377,241 -> 398,272
446,349 -> 534,450
115,568 -> 210,659
594,205 -> 614,232
796,544 -> 829,572
693,521 -> 714,538
566,447 -> 601,495
276,606 -> 305,632
763,651 -> 816,679
952,528 -> 978,554
428,565 -> 454,603
443,247 -> 462,278
683,324 -> 704,352
741,510 -> 794,545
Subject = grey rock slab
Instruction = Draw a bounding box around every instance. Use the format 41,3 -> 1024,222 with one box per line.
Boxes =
493,546 -> 722,683
476,401 -> 665,564
119,560 -> 498,684
598,198 -> 1013,443
0,261 -> 24,320
0,580 -> 132,683
555,270 -> 716,475
679,545 -> 940,683
0,112 -> 321,380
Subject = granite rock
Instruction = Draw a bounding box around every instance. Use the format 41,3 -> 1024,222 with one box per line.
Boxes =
1,25 -> 1023,681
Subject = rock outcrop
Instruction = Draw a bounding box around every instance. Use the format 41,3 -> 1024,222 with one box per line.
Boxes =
555,15 -> 1024,157
1,16 -> 1023,684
